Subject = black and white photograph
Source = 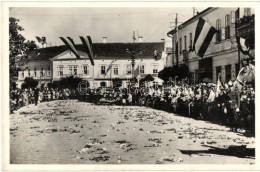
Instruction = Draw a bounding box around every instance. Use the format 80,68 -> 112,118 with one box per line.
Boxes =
1,2 -> 259,171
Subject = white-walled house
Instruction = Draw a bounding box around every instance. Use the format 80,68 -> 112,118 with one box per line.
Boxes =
17,42 -> 165,88
16,46 -> 67,88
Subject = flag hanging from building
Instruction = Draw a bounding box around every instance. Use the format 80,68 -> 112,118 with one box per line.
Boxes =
105,60 -> 116,76
80,36 -> 95,66
236,63 -> 255,87
133,31 -> 136,41
193,18 -> 217,58
236,36 -> 250,55
59,37 -> 80,59
215,74 -> 222,98
153,50 -> 161,60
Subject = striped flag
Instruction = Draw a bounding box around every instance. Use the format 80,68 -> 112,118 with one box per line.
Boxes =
80,36 -> 94,66
236,36 -> 250,55
133,31 -> 136,41
215,74 -> 222,98
36,36 -> 42,43
193,18 -> 217,58
153,50 -> 159,60
59,37 -> 80,59
105,60 -> 116,76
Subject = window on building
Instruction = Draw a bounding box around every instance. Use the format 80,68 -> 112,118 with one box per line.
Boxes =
83,65 -> 89,75
225,14 -> 231,39
69,66 -> 77,75
58,66 -> 64,76
225,64 -> 232,82
179,38 -> 182,54
126,65 -> 131,75
244,8 -> 251,16
189,33 -> 192,51
216,18 -> 222,43
21,71 -> 24,78
153,81 -> 158,86
46,66 -> 51,76
101,65 -> 106,75
140,65 -> 145,74
184,35 -> 187,51
114,66 -> 118,75
40,68 -> 44,77
73,66 -> 77,75
216,66 -> 222,81
153,65 -> 158,74
69,66 -> 73,75
34,68 -> 37,77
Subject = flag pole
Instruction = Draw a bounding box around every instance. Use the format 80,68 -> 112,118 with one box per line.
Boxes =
175,13 -> 179,66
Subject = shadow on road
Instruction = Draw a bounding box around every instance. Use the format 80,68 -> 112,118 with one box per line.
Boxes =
179,145 -> 255,159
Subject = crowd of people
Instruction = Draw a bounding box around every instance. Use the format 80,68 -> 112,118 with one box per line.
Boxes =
10,88 -> 79,112
10,79 -> 255,134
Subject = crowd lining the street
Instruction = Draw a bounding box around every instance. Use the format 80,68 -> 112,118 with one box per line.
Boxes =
10,80 -> 255,134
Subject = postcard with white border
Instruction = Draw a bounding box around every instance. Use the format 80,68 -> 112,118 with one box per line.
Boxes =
1,1 -> 259,171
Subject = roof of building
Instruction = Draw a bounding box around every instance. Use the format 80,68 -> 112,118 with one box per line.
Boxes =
167,7 -> 217,36
28,42 -> 164,61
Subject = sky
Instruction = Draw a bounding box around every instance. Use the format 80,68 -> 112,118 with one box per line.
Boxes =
10,7 -> 206,47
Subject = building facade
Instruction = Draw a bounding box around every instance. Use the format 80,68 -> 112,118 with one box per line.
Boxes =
17,42 -> 165,88
167,7 -> 255,83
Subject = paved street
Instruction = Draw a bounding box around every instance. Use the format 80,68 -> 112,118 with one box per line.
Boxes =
10,100 -> 255,164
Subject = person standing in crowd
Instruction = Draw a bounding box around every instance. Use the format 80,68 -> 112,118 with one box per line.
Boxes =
207,85 -> 216,120
226,81 -> 240,132
34,87 -> 39,105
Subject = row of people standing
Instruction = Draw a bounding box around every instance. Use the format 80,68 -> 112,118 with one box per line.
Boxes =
10,88 -> 79,112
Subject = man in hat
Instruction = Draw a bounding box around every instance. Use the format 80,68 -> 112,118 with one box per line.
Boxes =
226,81 -> 240,132
215,85 -> 227,123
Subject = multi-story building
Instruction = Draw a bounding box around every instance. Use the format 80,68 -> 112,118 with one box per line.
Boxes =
17,42 -> 165,88
167,7 -> 255,83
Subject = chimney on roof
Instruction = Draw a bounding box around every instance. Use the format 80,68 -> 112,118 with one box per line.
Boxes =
138,36 -> 143,42
102,37 -> 107,44
193,7 -> 196,17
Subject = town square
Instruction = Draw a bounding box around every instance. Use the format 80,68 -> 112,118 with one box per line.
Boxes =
4,5 -> 256,167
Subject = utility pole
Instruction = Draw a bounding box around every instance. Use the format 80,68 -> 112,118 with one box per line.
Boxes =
131,31 -> 136,79
235,8 -> 241,69
193,7 -> 196,17
175,13 -> 179,67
